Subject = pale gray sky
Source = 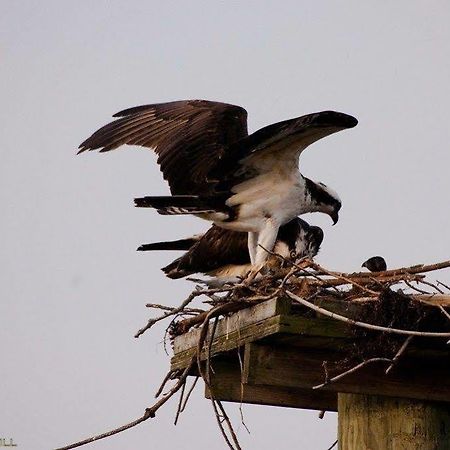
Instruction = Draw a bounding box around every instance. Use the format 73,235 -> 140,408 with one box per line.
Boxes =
1,2 -> 450,449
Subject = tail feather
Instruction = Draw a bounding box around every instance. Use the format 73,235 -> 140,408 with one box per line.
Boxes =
137,237 -> 199,252
134,195 -> 226,216
161,258 -> 188,279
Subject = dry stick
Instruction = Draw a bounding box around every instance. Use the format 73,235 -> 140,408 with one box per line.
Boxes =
55,361 -> 195,450
154,370 -> 174,398
57,301 -> 226,449
285,290 -> 450,338
215,399 -> 243,450
313,273 -> 425,289
210,398 -> 235,450
236,338 -> 251,434
308,262 -> 379,296
260,247 -> 342,294
177,266 -> 299,335
437,280 -> 450,292
327,439 -> 338,450
179,376 -> 199,413
177,302 -> 251,335
419,279 -> 445,294
316,259 -> 450,280
438,305 -> 450,322
313,358 -> 392,390
146,303 -> 205,314
385,336 -> 414,374
135,285 -> 241,338
404,280 -> 431,295
195,306 -> 242,450
173,380 -> 186,425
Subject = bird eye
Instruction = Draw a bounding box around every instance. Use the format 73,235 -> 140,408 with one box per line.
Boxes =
290,250 -> 297,259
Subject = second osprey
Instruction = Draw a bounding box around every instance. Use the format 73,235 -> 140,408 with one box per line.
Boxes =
79,100 -> 357,266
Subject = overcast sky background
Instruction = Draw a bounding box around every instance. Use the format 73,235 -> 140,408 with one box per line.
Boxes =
2,2 -> 450,449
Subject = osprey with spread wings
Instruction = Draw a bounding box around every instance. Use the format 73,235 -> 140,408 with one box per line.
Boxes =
79,100 -> 357,266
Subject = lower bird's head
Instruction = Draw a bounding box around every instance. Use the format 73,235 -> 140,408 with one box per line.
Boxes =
274,218 -> 324,262
305,178 -> 341,225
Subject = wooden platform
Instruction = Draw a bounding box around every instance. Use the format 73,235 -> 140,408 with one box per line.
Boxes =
170,297 -> 450,411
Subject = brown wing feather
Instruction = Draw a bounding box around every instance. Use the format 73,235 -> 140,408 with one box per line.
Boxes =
78,100 -> 248,195
166,225 -> 249,277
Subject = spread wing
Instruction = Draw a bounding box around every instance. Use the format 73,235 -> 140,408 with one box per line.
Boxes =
213,110 -> 357,182
167,225 -> 249,277
78,100 -> 248,195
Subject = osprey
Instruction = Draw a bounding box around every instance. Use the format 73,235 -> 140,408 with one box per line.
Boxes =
138,218 -> 324,282
79,100 -> 357,267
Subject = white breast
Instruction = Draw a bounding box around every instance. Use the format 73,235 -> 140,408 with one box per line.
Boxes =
223,165 -> 306,232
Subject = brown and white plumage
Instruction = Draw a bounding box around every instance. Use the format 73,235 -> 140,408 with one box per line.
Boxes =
79,100 -> 356,265
138,217 -> 324,282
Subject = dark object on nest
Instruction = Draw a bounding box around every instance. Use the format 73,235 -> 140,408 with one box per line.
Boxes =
362,256 -> 387,272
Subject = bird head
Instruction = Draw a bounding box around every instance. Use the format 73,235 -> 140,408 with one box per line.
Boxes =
305,179 -> 341,225
275,218 -> 324,262
361,256 -> 387,272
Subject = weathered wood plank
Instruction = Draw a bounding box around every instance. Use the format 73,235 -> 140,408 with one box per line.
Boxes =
173,297 -> 291,354
170,316 -> 283,371
244,343 -> 450,403
338,393 -> 450,450
205,357 -> 337,411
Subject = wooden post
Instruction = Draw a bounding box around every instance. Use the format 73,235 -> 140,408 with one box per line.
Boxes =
338,393 -> 450,450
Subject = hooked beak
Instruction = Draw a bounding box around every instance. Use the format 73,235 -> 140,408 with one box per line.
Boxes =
330,210 -> 339,225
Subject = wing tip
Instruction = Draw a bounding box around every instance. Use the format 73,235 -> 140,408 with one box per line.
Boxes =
316,111 -> 358,129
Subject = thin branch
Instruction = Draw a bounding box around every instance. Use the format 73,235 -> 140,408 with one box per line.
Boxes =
385,336 -> 414,374
437,280 -> 450,292
173,380 -> 186,425
327,439 -> 338,450
320,259 -> 450,279
135,286 -> 242,338
404,280 -> 431,295
308,262 -> 379,296
286,290 -> 450,338
313,358 -> 392,390
179,376 -> 199,413
154,370 -> 174,398
55,361 -> 194,450
216,399 -> 243,450
146,303 -> 205,314
419,279 -> 445,294
438,305 -> 450,322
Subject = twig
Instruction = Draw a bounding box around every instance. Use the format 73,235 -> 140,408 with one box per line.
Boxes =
438,305 -> 450,322
419,279 -> 445,294
146,303 -> 205,314
194,306 -> 242,450
309,262 -> 379,296
385,336 -> 414,374
320,260 -> 450,279
154,370 -> 174,398
215,399 -> 243,450
437,280 -> 450,292
286,290 -> 450,338
179,376 -> 199,413
173,380 -> 186,425
313,358 -> 392,390
404,280 -> 431,295
327,439 -> 338,450
135,285 -> 242,338
55,361 -> 194,450
236,349 -> 251,434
